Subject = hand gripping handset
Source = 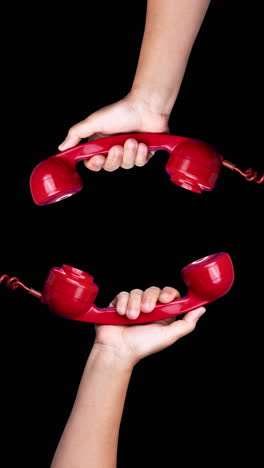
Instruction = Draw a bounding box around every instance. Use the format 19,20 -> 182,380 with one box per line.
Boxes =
30,133 -> 224,205
40,252 -> 234,325
30,133 -> 263,206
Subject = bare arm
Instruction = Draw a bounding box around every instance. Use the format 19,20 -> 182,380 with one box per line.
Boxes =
51,287 -> 206,468
131,0 -> 211,116
50,345 -> 133,468
59,0 -> 211,174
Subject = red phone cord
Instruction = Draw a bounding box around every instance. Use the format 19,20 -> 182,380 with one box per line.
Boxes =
223,160 -> 264,183
0,275 -> 42,299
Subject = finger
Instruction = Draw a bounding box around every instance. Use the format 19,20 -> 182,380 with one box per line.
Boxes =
135,145 -> 155,167
134,143 -> 149,167
58,133 -> 81,151
159,287 -> 180,303
103,145 -> 124,172
108,296 -> 117,307
146,150 -> 155,163
58,116 -> 97,151
84,155 -> 106,171
121,138 -> 138,169
126,289 -> 143,320
141,286 -> 161,313
181,307 -> 206,326
162,307 -> 206,347
112,291 -> 130,316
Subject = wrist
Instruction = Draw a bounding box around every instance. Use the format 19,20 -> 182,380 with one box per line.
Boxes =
125,89 -> 170,132
128,84 -> 175,120
90,343 -> 135,375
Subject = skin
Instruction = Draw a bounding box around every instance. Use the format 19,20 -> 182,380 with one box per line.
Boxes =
58,0 -> 211,172
51,286 -> 206,468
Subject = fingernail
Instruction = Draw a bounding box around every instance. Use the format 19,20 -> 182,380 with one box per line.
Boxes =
195,307 -> 206,318
127,310 -> 137,320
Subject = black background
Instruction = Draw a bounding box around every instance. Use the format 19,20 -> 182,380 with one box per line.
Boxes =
1,1 -> 263,466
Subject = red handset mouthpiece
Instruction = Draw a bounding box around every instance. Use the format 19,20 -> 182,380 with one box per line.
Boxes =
41,252 -> 234,325
30,133 -> 224,205
30,159 -> 83,206
41,265 -> 99,318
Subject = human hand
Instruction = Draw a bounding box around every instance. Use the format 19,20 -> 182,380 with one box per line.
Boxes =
94,286 -> 206,367
58,92 -> 169,171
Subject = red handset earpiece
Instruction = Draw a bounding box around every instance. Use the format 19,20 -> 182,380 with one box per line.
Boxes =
40,252 -> 234,325
30,133 -> 225,205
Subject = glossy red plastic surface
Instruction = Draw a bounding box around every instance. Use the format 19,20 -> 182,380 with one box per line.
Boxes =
165,139 -> 223,193
30,133 -> 223,205
41,253 -> 234,325
41,265 -> 99,318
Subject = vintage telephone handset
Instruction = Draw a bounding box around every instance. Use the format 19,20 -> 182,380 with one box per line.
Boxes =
3,133 -> 262,323
30,133 -> 263,206
1,252 -> 234,325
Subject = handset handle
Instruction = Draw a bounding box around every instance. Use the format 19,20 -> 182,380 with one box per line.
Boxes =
74,291 -> 206,325
50,133 -> 190,166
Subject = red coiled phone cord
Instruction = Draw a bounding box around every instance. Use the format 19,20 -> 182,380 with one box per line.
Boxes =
0,275 -> 42,299
223,160 -> 264,183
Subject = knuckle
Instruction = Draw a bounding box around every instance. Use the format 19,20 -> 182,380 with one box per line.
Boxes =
104,160 -> 118,171
68,126 -> 77,137
121,161 -> 134,169
163,286 -> 180,297
109,145 -> 123,157
86,156 -> 104,171
117,291 -> 129,299
130,288 -> 143,295
124,138 -> 138,151
68,119 -> 90,138
147,286 -> 161,294
104,148 -> 123,171
68,124 -> 85,138
103,166 -> 117,172
135,160 -> 146,167
186,321 -> 196,333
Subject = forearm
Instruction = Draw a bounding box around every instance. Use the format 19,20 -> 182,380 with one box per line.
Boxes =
131,0 -> 211,115
51,344 -> 133,468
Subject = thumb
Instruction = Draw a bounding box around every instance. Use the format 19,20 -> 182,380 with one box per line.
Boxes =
161,307 -> 206,348
58,115 -> 98,151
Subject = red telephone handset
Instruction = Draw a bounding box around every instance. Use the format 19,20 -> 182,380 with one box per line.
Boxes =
30,133 -> 224,205
40,252 -> 234,325
30,133 -> 263,206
